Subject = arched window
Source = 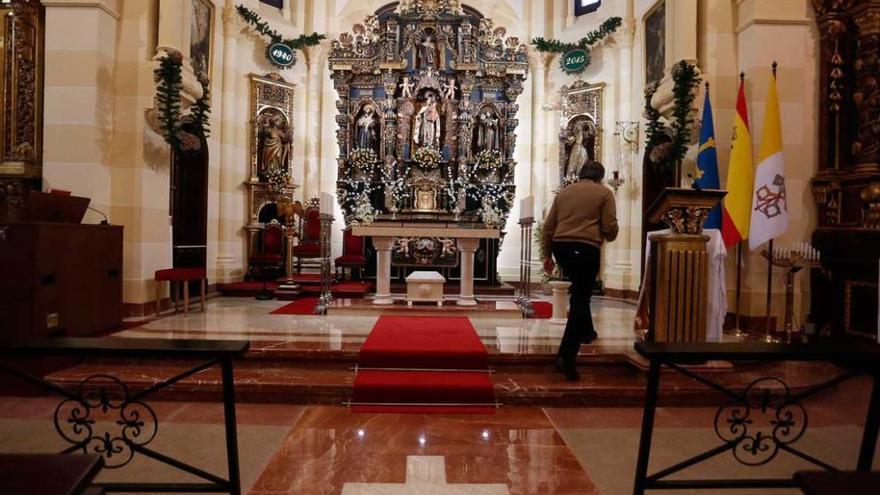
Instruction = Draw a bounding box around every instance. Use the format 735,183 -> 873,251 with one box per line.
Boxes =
574,0 -> 601,17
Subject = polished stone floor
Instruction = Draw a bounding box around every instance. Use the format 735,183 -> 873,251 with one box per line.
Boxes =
0,377 -> 874,495
115,296 -> 640,357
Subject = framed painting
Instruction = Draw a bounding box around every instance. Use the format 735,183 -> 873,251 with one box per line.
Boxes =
190,0 -> 213,79
644,0 -> 665,85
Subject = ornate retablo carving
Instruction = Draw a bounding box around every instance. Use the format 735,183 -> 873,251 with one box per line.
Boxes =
329,2 -> 527,229
2,0 -> 43,173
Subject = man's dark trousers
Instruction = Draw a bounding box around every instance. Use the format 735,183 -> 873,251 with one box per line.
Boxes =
552,241 -> 601,368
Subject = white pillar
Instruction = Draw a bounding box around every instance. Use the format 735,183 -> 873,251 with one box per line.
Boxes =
549,280 -> 572,325
373,236 -> 394,305
613,18 -> 636,276
215,4 -> 239,282
528,49 -> 547,217
457,238 -> 480,306
303,43 -> 327,200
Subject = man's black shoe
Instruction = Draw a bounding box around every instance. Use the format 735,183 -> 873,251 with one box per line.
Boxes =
581,332 -> 598,344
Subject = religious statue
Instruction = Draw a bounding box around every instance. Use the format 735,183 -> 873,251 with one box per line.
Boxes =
355,106 -> 380,152
440,238 -> 456,257
259,114 -> 292,176
413,91 -> 441,149
442,77 -> 456,100
475,110 -> 499,151
565,122 -> 592,179
395,237 -> 412,257
400,76 -> 414,98
419,35 -> 438,68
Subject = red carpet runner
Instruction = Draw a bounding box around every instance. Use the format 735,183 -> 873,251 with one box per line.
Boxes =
352,316 -> 495,413
270,297 -> 319,315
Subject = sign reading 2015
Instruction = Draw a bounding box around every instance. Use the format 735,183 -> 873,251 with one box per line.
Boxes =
561,48 -> 590,75
268,43 -> 296,68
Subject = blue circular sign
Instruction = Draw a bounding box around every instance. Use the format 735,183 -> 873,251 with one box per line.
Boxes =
267,43 -> 295,68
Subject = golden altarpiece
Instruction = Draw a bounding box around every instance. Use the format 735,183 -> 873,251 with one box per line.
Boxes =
0,0 -> 42,221
244,73 -> 299,265
328,0 -> 527,285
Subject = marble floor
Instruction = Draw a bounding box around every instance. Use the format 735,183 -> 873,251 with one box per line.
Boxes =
115,296 -> 640,357
0,377 -> 874,495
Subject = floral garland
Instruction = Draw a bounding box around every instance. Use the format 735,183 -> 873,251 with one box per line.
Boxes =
337,179 -> 380,224
266,168 -> 293,195
153,50 -> 212,154
381,160 -> 412,211
236,5 -> 325,68
532,17 -> 622,74
643,60 -> 702,171
413,146 -> 441,169
475,149 -> 502,172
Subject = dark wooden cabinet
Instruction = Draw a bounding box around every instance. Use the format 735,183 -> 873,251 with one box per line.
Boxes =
0,222 -> 123,339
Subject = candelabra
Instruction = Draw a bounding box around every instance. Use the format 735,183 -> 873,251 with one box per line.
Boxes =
313,212 -> 334,315
760,243 -> 821,344
516,216 -> 535,318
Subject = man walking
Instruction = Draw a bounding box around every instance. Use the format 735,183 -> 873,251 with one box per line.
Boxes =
542,161 -> 618,380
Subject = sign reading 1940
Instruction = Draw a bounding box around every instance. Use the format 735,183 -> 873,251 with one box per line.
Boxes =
268,43 -> 295,68
561,48 -> 590,75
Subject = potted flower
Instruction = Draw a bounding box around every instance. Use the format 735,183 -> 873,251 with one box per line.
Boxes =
475,149 -> 502,173
413,146 -> 441,169
349,147 -> 378,180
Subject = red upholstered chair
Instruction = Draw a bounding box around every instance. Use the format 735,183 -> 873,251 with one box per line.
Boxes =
335,228 -> 366,280
154,267 -> 207,316
250,220 -> 285,299
291,202 -> 321,272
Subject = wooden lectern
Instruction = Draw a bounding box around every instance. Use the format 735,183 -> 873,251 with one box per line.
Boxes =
645,187 -> 726,342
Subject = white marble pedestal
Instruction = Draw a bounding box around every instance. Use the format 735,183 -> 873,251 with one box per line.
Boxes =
406,271 -> 445,307
548,280 -> 571,325
352,223 -> 500,306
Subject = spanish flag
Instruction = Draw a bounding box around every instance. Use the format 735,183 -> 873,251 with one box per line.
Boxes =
721,77 -> 754,247
748,68 -> 789,250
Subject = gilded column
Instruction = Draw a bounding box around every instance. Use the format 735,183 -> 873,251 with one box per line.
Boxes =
852,8 -> 880,166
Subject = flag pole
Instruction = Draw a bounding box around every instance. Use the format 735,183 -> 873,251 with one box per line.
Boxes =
763,62 -> 779,344
729,242 -> 746,338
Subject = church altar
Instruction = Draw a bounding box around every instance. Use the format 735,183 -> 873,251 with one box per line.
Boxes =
353,222 -> 499,306
328,0 -> 527,291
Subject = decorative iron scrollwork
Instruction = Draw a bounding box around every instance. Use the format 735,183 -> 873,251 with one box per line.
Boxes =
713,377 -> 808,466
53,375 -> 158,468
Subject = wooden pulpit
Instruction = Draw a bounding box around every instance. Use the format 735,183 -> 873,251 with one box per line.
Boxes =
645,187 -> 726,342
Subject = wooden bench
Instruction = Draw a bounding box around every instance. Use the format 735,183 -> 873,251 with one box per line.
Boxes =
154,268 -> 207,316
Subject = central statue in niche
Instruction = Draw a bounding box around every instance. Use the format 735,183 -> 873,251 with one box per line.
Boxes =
413,91 -> 441,149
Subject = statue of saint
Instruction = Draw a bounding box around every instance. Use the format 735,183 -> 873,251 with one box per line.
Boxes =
420,35 -> 437,68
355,106 -> 379,151
413,91 -> 441,149
400,76 -> 414,99
442,77 -> 456,100
476,110 -> 499,151
259,114 -> 292,176
565,122 -> 592,179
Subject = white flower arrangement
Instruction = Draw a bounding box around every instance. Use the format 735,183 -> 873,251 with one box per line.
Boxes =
266,168 -> 293,195
351,193 -> 377,225
475,149 -> 502,171
479,200 -> 504,228
349,148 -> 378,177
413,146 -> 441,169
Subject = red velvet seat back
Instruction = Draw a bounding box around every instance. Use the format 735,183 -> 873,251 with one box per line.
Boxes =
262,223 -> 284,256
342,228 -> 364,255
303,207 -> 321,242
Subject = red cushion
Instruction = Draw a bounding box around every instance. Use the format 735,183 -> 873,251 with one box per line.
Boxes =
303,209 -> 321,240
251,253 -> 283,264
262,225 -> 284,255
155,268 -> 206,281
292,243 -> 321,257
335,255 -> 366,265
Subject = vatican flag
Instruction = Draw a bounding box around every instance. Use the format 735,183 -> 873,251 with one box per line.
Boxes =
748,69 -> 789,250
721,77 -> 754,247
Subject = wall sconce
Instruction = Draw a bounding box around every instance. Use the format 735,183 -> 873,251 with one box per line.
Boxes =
609,121 -> 639,193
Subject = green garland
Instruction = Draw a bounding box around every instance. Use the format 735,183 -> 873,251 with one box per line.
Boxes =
643,60 -> 702,171
236,5 -> 324,68
153,51 -> 212,154
532,17 -> 621,74
154,52 -> 184,150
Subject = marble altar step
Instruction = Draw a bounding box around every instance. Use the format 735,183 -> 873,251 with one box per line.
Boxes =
41,357 -> 845,407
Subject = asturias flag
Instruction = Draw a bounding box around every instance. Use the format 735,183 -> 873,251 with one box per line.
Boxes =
721,77 -> 754,247
748,69 -> 789,250
695,85 -> 721,229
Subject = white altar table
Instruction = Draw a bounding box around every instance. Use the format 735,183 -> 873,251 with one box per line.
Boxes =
352,223 -> 500,306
